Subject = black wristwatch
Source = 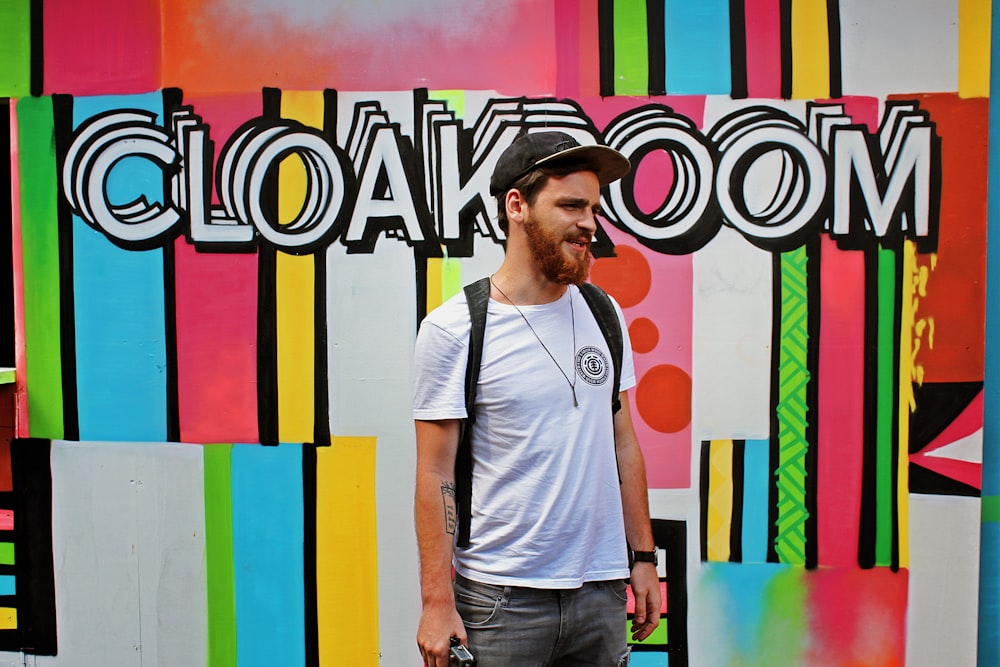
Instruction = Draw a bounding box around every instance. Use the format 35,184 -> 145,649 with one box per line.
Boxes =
630,549 -> 658,569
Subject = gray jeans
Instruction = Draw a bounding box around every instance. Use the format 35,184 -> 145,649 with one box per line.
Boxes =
454,574 -> 631,666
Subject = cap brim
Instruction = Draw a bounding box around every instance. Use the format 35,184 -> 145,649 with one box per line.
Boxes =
533,144 -> 631,188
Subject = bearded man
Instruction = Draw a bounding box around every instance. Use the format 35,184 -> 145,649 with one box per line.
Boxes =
413,131 -> 661,667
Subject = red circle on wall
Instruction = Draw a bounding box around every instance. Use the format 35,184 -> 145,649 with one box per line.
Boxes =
591,245 -> 652,309
635,364 -> 691,433
628,317 -> 659,354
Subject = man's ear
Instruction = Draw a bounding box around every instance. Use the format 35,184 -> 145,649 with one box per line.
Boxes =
505,188 -> 527,225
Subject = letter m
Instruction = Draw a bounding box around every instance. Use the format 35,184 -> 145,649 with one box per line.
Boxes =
831,103 -> 938,244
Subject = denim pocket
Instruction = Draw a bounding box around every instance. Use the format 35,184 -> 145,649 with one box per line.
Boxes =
606,579 -> 629,604
454,580 -> 504,627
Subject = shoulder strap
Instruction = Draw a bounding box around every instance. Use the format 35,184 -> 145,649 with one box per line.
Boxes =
456,276 -> 491,548
578,282 -> 624,414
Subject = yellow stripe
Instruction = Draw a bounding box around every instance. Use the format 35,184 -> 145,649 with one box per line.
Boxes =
277,92 -> 325,443
898,241 -> 918,568
706,440 -> 734,562
959,0 -> 991,97
316,437 -> 379,665
0,607 -> 16,630
426,257 -> 445,313
791,0 -> 831,99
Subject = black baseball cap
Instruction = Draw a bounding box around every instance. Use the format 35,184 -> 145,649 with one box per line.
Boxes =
489,131 -> 631,196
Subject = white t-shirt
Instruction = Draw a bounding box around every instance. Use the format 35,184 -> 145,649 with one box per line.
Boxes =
413,284 -> 637,588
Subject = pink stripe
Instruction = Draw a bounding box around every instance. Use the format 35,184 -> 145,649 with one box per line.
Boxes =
744,0 -> 782,98
808,568 -> 907,663
554,0 -> 582,98
44,0 -> 160,95
173,95 -> 261,444
817,237 -> 865,567
0,511 -> 13,532
9,103 -> 28,437
580,96 -> 704,490
578,0 -> 602,98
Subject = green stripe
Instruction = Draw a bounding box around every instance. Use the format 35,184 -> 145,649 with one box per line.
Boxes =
0,543 -> 14,566
774,248 -> 810,565
442,257 -> 463,301
0,0 -> 31,97
983,496 -> 1000,523
204,445 -> 237,667
875,247 -> 896,567
17,97 -> 65,440
0,369 -> 14,385
613,0 -> 649,95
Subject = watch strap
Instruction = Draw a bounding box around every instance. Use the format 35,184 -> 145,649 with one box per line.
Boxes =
630,549 -> 657,568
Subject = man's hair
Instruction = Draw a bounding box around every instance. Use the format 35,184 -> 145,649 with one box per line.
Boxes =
495,159 -> 595,233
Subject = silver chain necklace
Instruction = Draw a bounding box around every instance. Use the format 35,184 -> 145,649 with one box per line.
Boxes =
490,276 -> 578,407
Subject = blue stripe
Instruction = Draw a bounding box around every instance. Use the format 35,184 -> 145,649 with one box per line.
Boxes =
629,651 -> 669,666
0,575 -> 16,597
980,0 -> 1000,661
71,93 -> 168,442
232,445 -> 305,667
663,0 -> 732,94
741,439 -> 770,563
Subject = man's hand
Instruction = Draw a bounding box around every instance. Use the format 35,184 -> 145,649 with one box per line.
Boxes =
628,562 -> 662,642
417,603 -> 467,667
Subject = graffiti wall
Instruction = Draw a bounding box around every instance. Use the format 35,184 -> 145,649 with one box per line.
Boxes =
0,0 -> 996,665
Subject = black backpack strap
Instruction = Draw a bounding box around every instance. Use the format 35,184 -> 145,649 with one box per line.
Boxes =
456,276 -> 491,548
578,282 -> 624,414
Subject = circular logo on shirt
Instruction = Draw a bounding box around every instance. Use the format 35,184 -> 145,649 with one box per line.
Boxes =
576,346 -> 610,386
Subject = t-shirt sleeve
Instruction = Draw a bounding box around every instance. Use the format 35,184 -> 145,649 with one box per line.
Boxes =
413,318 -> 470,420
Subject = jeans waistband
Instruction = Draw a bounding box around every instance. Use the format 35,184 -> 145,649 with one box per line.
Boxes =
454,572 -> 620,599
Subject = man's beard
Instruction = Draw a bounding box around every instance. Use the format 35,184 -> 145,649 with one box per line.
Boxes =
523,215 -> 592,285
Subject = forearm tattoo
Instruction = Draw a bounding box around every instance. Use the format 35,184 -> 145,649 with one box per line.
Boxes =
440,481 -> 457,535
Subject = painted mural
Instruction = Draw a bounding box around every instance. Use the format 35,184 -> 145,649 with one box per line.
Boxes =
0,1 -> 995,665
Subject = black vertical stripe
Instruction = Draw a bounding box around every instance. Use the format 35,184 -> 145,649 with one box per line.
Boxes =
889,246 -> 903,572
729,0 -> 749,99
698,441 -> 710,562
766,253 -> 782,563
322,89 -> 338,148
779,0 -> 793,100
312,251 -> 331,447
804,236 -> 821,570
29,0 -> 43,97
10,439 -> 57,655
598,0 -> 616,97
729,440 -> 745,563
162,88 -> 184,443
414,255 -> 428,328
645,0 -> 666,95
257,88 -> 281,446
826,0 -> 843,99
51,94 -> 79,441
857,244 -> 880,569
0,100 -> 13,369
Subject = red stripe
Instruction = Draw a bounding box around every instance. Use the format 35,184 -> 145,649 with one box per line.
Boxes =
43,0 -> 160,95
555,0 -> 582,99
743,0 -> 782,98
173,95 -> 262,444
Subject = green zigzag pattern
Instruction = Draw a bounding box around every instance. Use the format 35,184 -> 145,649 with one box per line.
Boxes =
774,248 -> 811,565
